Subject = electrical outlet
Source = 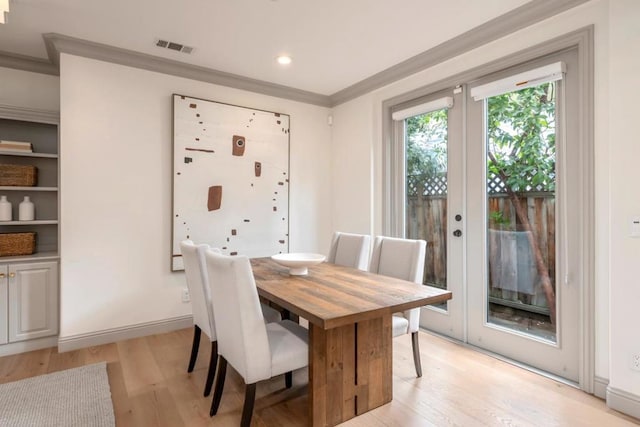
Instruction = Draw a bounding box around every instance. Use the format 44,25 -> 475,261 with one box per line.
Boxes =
632,354 -> 640,371
181,288 -> 190,303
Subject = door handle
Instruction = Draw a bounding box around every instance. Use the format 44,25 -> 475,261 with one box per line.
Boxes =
453,229 -> 462,237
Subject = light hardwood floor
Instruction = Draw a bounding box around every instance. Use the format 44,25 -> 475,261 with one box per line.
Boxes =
0,329 -> 637,426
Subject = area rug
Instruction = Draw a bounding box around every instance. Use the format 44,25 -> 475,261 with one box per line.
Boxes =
0,362 -> 115,427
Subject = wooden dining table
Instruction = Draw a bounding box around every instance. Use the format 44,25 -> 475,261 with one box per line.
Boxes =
251,258 -> 453,427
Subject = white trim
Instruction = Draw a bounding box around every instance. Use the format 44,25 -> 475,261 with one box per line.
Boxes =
0,336 -> 58,357
392,97 -> 453,121
1,1 -> 589,107
43,33 -> 332,108
607,386 -> 640,419
57,315 -> 193,353
470,62 -> 565,101
0,104 -> 59,124
382,25 -> 594,392
594,376 -> 609,399
331,0 -> 589,105
0,50 -> 58,75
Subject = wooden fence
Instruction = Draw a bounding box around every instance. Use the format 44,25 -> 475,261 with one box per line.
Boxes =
407,193 -> 555,311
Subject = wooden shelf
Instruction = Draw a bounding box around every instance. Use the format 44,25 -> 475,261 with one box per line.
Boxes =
0,186 -> 57,192
0,220 -> 58,225
0,151 -> 58,159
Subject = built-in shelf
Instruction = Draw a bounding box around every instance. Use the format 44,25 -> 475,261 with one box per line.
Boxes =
0,251 -> 59,263
0,151 -> 58,159
0,220 -> 58,225
0,118 -> 59,261
0,186 -> 58,192
0,113 -> 60,351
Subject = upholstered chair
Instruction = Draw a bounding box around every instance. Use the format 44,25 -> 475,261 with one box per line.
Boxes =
368,236 -> 427,377
180,240 -> 281,397
327,231 -> 371,270
205,250 -> 309,427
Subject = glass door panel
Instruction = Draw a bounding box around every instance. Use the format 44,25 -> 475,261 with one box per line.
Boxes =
466,48 -> 580,381
405,109 -> 448,291
394,89 -> 464,340
485,82 -> 557,342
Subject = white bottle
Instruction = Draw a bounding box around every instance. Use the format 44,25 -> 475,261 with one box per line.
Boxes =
18,196 -> 34,221
0,195 -> 11,221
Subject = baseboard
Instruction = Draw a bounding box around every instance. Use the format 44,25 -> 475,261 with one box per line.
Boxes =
607,386 -> 640,420
594,375 -> 609,399
57,315 -> 193,353
0,336 -> 59,357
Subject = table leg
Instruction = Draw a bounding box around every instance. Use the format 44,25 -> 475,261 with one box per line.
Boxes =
355,315 -> 393,415
309,315 -> 392,427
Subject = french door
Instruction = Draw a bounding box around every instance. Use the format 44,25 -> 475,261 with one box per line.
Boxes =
392,48 -> 582,381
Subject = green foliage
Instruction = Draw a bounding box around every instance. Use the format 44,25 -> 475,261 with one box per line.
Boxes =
489,211 -> 511,228
405,83 -> 556,197
487,83 -> 556,193
405,108 -> 448,195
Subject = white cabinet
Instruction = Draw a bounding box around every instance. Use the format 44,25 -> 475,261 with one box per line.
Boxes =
1,261 -> 58,342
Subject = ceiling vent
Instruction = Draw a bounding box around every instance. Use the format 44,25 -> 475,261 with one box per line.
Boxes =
155,39 -> 194,54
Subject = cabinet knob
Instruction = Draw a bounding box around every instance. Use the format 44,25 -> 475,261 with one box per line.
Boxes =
9,272 -> 15,278
0,273 -> 4,279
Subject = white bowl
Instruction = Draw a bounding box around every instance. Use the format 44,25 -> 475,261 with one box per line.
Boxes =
270,253 -> 326,275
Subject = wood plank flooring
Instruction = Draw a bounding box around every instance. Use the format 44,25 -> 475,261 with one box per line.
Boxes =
0,328 -> 637,426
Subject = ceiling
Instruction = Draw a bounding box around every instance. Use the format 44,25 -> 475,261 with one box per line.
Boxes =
0,0 -> 536,96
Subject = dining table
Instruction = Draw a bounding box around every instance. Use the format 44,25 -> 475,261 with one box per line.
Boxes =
251,257 -> 453,427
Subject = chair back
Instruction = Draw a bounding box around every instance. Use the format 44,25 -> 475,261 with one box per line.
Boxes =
205,250 -> 271,383
369,236 -> 427,334
180,240 -> 217,340
327,232 -> 371,270
369,236 -> 426,283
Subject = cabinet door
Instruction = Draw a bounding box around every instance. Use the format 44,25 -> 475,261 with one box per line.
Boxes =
0,265 -> 7,345
8,261 -> 58,342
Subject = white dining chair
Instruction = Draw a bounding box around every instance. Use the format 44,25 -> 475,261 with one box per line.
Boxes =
205,250 -> 309,427
369,236 -> 427,377
327,231 -> 371,270
180,240 -> 282,397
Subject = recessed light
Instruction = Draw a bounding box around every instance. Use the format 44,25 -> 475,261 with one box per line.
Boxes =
276,55 -> 292,65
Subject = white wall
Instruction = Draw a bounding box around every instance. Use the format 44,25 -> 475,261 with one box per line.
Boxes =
330,101 -> 374,235
608,0 -> 640,400
331,0 -> 613,383
59,53 -> 331,338
0,67 -> 59,111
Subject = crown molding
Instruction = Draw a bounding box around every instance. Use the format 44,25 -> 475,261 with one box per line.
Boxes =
0,50 -> 58,76
0,103 -> 59,124
329,0 -> 591,105
0,0 -> 589,108
43,33 -> 332,107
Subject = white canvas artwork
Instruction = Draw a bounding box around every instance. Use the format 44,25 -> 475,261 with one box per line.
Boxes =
172,94 -> 290,271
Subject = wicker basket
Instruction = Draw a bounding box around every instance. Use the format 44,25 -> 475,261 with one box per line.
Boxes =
0,232 -> 36,256
0,164 -> 37,186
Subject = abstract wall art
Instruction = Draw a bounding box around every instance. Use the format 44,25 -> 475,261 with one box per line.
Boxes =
172,94 -> 290,271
